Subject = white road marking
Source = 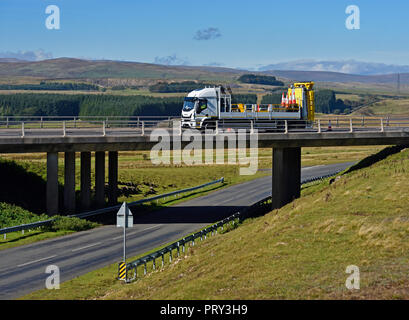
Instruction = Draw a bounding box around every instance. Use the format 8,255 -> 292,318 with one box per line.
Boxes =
71,242 -> 102,252
112,225 -> 161,240
17,255 -> 57,267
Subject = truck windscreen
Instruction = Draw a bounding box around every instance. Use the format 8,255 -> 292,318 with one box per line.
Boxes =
183,98 -> 196,111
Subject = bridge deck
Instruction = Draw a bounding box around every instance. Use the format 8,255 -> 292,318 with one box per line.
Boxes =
0,130 -> 409,153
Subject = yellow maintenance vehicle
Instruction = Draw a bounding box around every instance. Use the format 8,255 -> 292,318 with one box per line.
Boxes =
181,81 -> 315,131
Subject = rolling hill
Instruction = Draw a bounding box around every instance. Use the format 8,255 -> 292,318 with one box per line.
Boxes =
0,58 -> 408,87
0,58 -> 244,82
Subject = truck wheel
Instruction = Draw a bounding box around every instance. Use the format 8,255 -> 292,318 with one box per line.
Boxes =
203,122 -> 215,131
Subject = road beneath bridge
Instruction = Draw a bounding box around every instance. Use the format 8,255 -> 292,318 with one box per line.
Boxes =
0,161 -> 353,300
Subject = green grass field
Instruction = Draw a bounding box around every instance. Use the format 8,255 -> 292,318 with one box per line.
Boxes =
352,98 -> 409,116
21,146 -> 409,300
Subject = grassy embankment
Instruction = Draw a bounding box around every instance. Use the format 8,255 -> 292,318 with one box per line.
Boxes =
22,146 -> 409,300
351,98 -> 409,117
0,146 -> 384,250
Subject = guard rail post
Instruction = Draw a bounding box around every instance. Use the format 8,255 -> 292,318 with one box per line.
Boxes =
349,118 -> 353,133
21,122 -> 25,137
317,120 -> 321,133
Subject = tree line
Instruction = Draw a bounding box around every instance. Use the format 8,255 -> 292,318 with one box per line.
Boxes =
237,74 -> 284,86
0,82 -> 100,91
0,93 -> 184,118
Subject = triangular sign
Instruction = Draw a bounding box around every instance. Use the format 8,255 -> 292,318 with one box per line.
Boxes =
116,202 -> 133,228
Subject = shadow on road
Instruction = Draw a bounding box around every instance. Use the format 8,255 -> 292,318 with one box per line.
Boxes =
91,204 -> 249,225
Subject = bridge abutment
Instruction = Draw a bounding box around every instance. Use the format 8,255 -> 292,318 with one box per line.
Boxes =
272,147 -> 301,209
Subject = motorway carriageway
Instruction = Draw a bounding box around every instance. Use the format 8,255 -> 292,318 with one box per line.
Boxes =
0,162 -> 354,299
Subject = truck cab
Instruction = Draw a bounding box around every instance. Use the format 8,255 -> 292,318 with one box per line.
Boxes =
181,87 -> 222,129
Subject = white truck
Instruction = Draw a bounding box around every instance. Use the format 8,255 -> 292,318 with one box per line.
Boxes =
181,82 -> 315,131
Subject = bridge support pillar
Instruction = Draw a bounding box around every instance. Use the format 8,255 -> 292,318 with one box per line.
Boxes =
64,152 -> 76,214
272,147 -> 301,209
95,151 -> 105,207
46,152 -> 59,215
108,151 -> 118,205
80,152 -> 91,210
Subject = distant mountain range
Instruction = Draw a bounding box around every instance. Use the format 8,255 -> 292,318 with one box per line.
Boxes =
258,60 -> 409,76
262,70 -> 408,85
0,57 -> 408,85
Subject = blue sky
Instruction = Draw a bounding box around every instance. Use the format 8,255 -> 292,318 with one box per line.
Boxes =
0,0 -> 408,69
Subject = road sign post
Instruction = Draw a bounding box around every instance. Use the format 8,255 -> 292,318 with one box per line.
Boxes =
117,202 -> 133,264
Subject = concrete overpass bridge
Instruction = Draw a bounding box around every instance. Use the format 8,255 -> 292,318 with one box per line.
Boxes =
1,116 -> 409,215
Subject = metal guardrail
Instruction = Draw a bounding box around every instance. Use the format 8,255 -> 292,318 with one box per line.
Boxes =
122,169 -> 345,282
124,196 -> 272,282
1,116 -> 409,137
0,177 -> 225,238
0,116 -> 180,121
0,117 -> 179,137
300,169 -> 345,185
